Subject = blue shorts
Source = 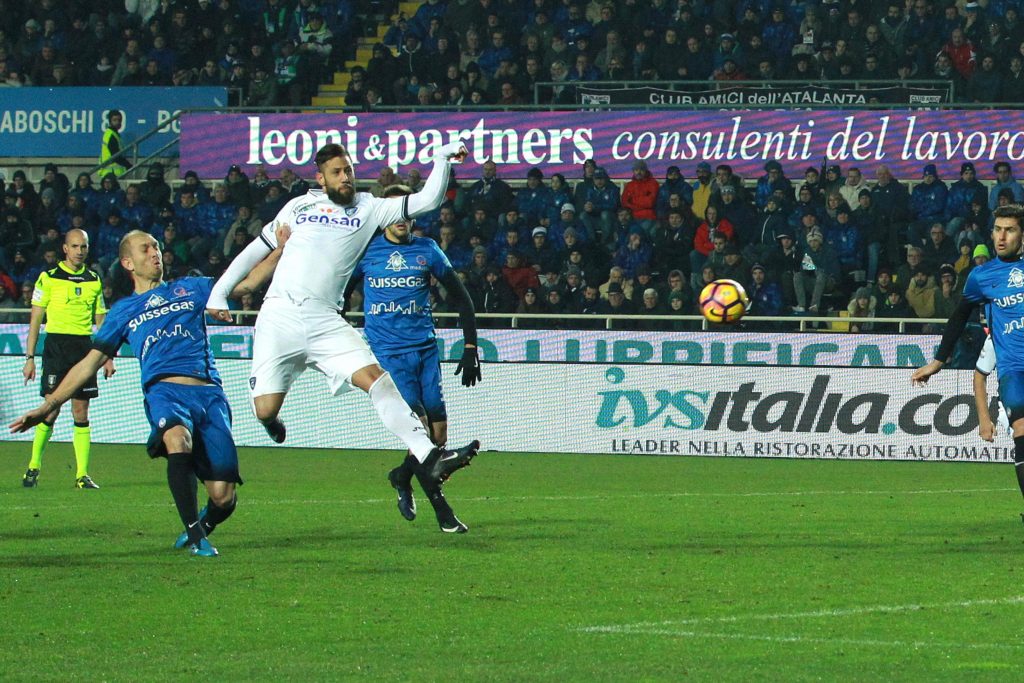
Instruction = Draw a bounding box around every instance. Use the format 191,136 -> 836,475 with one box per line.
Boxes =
999,371 -> 1024,425
377,345 -> 447,423
143,382 -> 241,484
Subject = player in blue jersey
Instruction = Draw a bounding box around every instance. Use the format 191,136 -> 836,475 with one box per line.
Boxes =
913,204 -> 1024,518
348,185 -> 482,533
10,230 -> 284,557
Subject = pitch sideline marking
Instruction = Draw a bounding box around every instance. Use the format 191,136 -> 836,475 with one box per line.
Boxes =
583,595 -> 1024,640
0,486 -> 1016,512
586,627 -> 1024,652
0,483 -> 1011,509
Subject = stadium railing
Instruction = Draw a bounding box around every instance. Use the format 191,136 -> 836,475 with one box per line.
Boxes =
0,308 -> 943,334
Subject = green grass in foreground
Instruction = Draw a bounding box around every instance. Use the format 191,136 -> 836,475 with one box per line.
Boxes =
2,442 -> 1024,682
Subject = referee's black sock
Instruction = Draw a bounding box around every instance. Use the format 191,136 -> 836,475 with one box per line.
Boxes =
166,453 -> 203,544
1014,436 -> 1024,499
201,494 -> 237,536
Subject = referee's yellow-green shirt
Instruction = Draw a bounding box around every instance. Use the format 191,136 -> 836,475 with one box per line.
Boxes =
32,262 -> 107,336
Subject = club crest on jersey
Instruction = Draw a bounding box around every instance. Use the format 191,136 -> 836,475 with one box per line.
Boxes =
74,287 -> 82,296
345,207 -> 358,217
416,255 -> 428,266
1010,268 -> 1024,288
386,251 -> 408,272
146,293 -> 168,308
172,285 -> 189,298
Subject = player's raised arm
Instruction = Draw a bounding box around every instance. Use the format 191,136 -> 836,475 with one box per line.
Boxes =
10,349 -> 109,433
403,139 -> 469,219
206,223 -> 279,319
229,224 -> 292,301
437,270 -> 481,387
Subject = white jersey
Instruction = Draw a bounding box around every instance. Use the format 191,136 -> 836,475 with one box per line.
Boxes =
260,189 -> 408,308
975,336 -> 996,376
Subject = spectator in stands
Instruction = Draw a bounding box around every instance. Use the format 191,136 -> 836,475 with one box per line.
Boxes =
846,286 -> 876,333
118,184 -> 154,233
652,209 -> 694,275
922,221 -> 958,271
754,161 -> 793,212
931,263 -> 961,328
605,281 -> 635,329
620,160 -> 659,236
989,162 -> 1024,210
908,164 -> 949,247
297,12 -> 333,90
939,28 -> 976,80
222,205 -> 262,255
613,229 -> 653,281
137,163 -> 171,209
748,261 -> 785,319
91,173 -> 125,223
711,164 -> 746,204
523,226 -> 561,275
37,164 -> 69,209
502,250 -> 539,301
257,180 -> 288,224
467,160 -> 515,218
716,243 -> 750,283
95,208 -> 128,270
944,162 -> 983,240
1003,56 -> 1024,102
826,205 -> 863,280
656,166 -> 692,220
794,228 -> 840,314
691,162 -> 714,222
969,54 -> 1002,103
835,166 -> 866,208
904,266 -> 936,321
516,168 -> 553,226
579,167 -> 619,244
7,170 -> 38,215
177,170 -> 211,204
896,246 -> 929,288
717,185 -> 755,244
871,165 -> 910,266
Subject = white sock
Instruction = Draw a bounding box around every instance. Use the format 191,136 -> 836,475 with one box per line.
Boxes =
368,373 -> 436,462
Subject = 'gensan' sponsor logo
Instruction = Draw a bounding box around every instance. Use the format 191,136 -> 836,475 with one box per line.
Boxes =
293,213 -> 362,228
595,367 -> 987,437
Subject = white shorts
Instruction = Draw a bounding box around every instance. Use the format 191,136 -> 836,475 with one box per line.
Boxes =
250,297 -> 378,398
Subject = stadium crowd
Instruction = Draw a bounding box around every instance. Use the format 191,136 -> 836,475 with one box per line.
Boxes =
2,0 -> 1024,105
0,155 -> 1015,332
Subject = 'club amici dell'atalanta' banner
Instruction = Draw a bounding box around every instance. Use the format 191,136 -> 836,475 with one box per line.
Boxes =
181,110 -> 1024,181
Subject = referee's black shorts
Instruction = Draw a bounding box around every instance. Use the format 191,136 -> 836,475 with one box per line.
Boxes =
40,333 -> 98,400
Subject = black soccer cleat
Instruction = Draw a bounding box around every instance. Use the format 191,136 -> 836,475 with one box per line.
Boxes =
22,468 -> 39,488
424,488 -> 468,534
263,418 -> 286,444
416,440 -> 480,490
388,465 -> 417,521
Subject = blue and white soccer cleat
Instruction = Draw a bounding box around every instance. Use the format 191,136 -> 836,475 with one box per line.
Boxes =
174,506 -> 208,549
188,537 -> 218,558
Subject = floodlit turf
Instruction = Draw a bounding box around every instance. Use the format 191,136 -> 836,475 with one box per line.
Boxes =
2,442 -> 1024,681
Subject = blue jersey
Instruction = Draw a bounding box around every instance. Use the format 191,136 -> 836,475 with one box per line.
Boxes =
354,234 -> 453,353
962,257 -> 1024,378
92,276 -> 221,389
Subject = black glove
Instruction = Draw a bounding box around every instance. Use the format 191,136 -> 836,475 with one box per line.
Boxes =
455,346 -> 481,387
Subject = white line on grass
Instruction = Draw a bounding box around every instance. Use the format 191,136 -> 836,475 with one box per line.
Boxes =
584,596 -> 1024,633
0,487 -> 1016,512
589,627 -> 1024,652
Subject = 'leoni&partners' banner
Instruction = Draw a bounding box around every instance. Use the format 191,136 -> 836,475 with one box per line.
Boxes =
0,325 -> 945,366
0,359 -> 1008,462
0,87 -> 227,157
182,110 -> 1024,181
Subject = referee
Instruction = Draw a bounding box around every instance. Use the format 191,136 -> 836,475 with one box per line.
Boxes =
22,229 -> 115,488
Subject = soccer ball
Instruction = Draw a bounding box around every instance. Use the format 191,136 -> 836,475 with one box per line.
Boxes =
699,279 -> 750,324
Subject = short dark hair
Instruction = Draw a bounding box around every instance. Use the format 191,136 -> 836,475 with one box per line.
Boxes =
993,204 -> 1024,227
383,184 -> 414,198
314,143 -> 349,169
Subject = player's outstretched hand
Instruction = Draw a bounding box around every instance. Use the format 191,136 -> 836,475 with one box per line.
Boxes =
22,357 -> 35,385
10,402 -> 53,434
276,223 -> 292,246
439,139 -> 469,164
206,308 -> 234,323
455,345 -> 481,387
911,359 -> 943,387
102,358 -> 116,379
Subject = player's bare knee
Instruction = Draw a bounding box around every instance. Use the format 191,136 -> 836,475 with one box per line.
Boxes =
162,425 -> 192,453
207,482 -> 235,507
352,364 -> 386,393
70,400 -> 89,424
253,394 -> 283,422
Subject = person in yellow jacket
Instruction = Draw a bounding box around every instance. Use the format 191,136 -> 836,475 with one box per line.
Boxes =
99,110 -> 132,177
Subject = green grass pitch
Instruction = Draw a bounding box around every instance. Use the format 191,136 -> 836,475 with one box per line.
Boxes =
2,441 -> 1024,681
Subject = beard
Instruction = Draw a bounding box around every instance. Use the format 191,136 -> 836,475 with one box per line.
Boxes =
327,185 -> 355,205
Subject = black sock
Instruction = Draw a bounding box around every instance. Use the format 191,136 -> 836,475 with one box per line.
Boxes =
167,453 -> 203,544
1013,436 -> 1024,499
397,452 -> 418,485
201,494 -> 236,536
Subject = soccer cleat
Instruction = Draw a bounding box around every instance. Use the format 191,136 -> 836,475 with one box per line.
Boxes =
263,418 -> 287,443
424,489 -> 468,534
416,440 -> 480,490
174,506 -> 208,549
388,466 -> 417,521
22,468 -> 39,488
188,537 -> 219,557
75,475 -> 100,489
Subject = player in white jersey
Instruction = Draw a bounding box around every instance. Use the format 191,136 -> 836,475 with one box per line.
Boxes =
207,141 -> 479,498
974,334 -> 1011,441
